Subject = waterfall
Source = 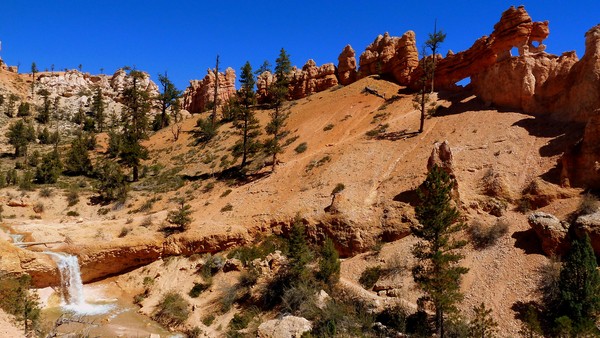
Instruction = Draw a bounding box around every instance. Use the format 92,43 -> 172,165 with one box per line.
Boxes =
45,252 -> 114,315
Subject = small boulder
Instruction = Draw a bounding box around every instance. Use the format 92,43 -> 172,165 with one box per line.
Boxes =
223,258 -> 243,272
257,316 -> 312,338
528,212 -> 570,256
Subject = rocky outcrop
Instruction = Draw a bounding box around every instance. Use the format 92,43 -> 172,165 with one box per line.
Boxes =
181,67 -> 236,115
256,60 -> 338,102
411,6 -> 549,91
575,211 -> 600,256
337,45 -> 357,85
426,140 -> 459,200
0,240 -> 58,288
358,31 -> 418,85
289,60 -> 338,99
257,316 -> 312,338
528,212 -> 570,256
561,113 -> 600,188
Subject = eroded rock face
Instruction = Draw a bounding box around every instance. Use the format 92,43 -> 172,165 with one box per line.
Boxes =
256,60 -> 338,102
426,140 -> 459,200
0,240 -> 58,288
257,316 -> 312,338
181,67 -> 236,115
289,60 -> 338,99
358,31 -> 418,85
528,212 -> 570,256
561,113 -> 600,188
337,45 -> 357,85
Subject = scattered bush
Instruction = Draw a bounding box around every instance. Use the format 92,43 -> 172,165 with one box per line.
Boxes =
332,183 -> 345,195
66,211 -> 80,217
119,227 -> 132,238
220,189 -> 232,198
202,314 -> 215,326
187,326 -> 203,338
365,123 -> 389,138
153,292 -> 190,328
468,218 -> 509,249
189,282 -> 211,298
200,254 -> 225,278
227,236 -> 288,266
229,308 -> 258,331
323,123 -> 334,131
0,274 -> 40,334
203,182 -> 215,193
33,202 -> 44,214
577,193 -> 600,216
294,142 -> 308,154
359,266 -> 382,289
39,187 -> 53,198
221,203 -> 233,212
166,198 -> 193,232
140,216 -> 153,228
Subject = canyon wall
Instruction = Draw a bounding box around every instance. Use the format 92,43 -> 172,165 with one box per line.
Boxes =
181,67 -> 237,115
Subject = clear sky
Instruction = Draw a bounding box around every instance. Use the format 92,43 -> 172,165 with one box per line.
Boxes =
1,1 -> 598,91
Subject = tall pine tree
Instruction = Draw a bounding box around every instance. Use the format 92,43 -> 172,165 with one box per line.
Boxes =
232,61 -> 262,171
265,48 -> 291,172
412,164 -> 468,338
555,234 -> 600,334
120,68 -> 150,182
154,71 -> 181,130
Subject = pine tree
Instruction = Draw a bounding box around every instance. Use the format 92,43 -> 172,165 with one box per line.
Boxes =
30,62 -> 38,96
287,216 -> 311,280
469,302 -> 498,338
35,88 -> 51,124
91,87 -> 106,131
166,198 -> 193,232
154,71 -> 181,131
232,61 -> 262,171
265,48 -> 292,172
211,55 -> 220,127
6,119 -> 36,157
35,149 -> 62,184
317,237 -> 340,285
555,234 -> 600,334
425,21 -> 446,92
5,94 -> 18,117
412,164 -> 468,338
65,133 -> 93,176
120,68 -> 151,182
94,159 -> 128,202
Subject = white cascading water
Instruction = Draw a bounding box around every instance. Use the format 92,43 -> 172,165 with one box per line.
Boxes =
45,252 -> 114,315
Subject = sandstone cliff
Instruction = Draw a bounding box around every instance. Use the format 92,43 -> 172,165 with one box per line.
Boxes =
358,31 -> 418,85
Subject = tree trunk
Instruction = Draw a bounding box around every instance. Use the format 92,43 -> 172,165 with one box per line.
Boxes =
419,88 -> 425,133
133,164 -> 139,182
212,55 -> 220,126
436,308 -> 444,338
241,111 -> 248,169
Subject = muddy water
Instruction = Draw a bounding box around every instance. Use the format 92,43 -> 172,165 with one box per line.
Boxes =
40,282 -> 180,337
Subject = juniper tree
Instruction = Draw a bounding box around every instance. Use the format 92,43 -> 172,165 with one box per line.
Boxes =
554,234 -> 600,334
5,94 -> 18,117
94,159 -> 128,202
154,71 -> 181,130
232,61 -> 262,170
6,119 -> 36,157
469,302 -> 499,338
65,133 -> 93,176
265,48 -> 292,172
317,237 -> 341,286
35,149 -> 62,184
30,62 -> 38,96
412,164 -> 468,338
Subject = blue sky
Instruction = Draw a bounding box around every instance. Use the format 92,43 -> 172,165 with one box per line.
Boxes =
1,1 -> 598,90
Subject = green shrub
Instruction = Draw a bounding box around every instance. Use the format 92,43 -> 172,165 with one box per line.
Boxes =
189,282 -> 211,298
578,193 -> 600,216
33,202 -> 44,214
220,189 -> 232,198
153,291 -> 190,327
119,227 -> 132,238
202,314 -> 215,326
39,187 -> 53,198
187,326 -> 203,338
227,236 -> 288,266
294,142 -> 308,154
18,171 -> 34,191
200,254 -> 225,278
323,123 -> 334,131
317,237 -> 340,285
359,266 -> 382,289
220,203 -> 233,212
66,210 -> 80,217
0,274 -> 40,334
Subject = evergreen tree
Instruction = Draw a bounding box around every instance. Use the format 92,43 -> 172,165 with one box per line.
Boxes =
65,133 -> 93,176
255,60 -> 272,76
287,216 -> 311,280
94,159 -> 128,202
412,164 -> 468,338
35,88 -> 51,124
232,61 -> 262,170
317,237 -> 340,285
413,46 -> 437,133
30,62 -> 38,96
211,55 -> 220,127
91,87 -> 106,131
17,102 -> 31,117
35,149 -> 62,184
0,274 -> 41,335
5,94 -> 18,117
425,21 -> 446,92
120,68 -> 151,181
166,198 -> 193,232
6,119 -> 36,157
265,48 -> 292,172
469,302 -> 498,338
154,71 -> 181,131
555,234 -> 600,334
